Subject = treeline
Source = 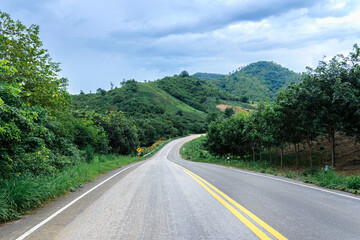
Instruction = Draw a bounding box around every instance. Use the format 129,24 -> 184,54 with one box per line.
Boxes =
0,12 -> 138,178
205,45 -> 360,167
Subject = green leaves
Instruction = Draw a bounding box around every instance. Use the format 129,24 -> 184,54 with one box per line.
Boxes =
0,12 -> 91,178
0,11 -> 69,112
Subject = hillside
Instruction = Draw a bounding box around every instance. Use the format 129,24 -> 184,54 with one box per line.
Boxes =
72,75 -> 251,146
156,75 -> 240,112
196,61 -> 301,102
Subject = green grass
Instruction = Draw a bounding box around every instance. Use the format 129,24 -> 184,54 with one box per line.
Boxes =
0,154 -> 141,223
180,136 -> 360,195
145,82 -> 205,114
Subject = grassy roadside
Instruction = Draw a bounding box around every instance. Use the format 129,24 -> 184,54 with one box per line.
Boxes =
0,137 -> 178,223
0,155 -> 140,223
180,136 -> 360,195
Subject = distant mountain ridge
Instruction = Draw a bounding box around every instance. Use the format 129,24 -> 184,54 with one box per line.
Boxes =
194,61 -> 301,102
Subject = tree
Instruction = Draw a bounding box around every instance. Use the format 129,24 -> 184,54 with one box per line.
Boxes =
205,113 -> 249,157
205,120 -> 227,156
0,11 -> 69,112
271,103 -> 289,167
300,46 -> 360,167
276,85 -> 304,166
240,95 -> 249,103
94,111 -> 139,155
255,102 -> 276,162
96,88 -> 106,96
224,107 -> 235,118
179,70 -> 189,77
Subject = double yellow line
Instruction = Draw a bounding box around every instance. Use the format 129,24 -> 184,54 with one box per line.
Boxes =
172,162 -> 287,240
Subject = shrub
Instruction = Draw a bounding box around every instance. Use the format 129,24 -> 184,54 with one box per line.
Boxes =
285,171 -> 295,178
302,167 -> 319,177
346,176 -> 360,190
83,145 -> 95,163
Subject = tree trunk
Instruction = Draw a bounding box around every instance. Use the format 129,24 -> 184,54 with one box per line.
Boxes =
259,143 -> 262,161
281,148 -> 283,167
252,146 -> 255,161
294,142 -> 299,167
330,130 -> 336,167
307,141 -> 313,167
268,147 -> 272,163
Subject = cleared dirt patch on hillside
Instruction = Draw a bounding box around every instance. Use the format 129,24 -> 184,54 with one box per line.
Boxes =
216,104 -> 252,113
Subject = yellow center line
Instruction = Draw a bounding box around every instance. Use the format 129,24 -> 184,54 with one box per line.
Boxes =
173,162 -> 287,240
182,169 -> 271,240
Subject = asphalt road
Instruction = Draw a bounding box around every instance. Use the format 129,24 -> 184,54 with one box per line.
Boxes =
1,135 -> 360,240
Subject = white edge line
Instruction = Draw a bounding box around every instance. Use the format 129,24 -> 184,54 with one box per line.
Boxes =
15,161 -> 144,240
195,162 -> 360,201
176,147 -> 360,202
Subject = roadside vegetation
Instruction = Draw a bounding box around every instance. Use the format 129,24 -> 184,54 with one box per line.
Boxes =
0,154 -> 140,222
181,137 -> 360,194
184,46 -> 360,195
205,45 -> 360,169
0,134 -> 173,223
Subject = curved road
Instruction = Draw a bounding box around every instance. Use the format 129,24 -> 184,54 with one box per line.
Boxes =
1,135 -> 360,239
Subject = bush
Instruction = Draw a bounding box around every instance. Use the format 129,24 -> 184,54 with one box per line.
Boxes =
346,176 -> 360,190
302,167 -> 319,177
83,145 -> 95,163
14,147 -> 56,176
315,169 -> 346,190
94,111 -> 139,155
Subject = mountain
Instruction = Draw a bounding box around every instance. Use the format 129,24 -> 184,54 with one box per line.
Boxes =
72,75 -> 253,146
195,61 -> 301,102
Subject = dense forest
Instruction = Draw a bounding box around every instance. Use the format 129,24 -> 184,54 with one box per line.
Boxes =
205,45 -> 360,168
196,61 -> 301,102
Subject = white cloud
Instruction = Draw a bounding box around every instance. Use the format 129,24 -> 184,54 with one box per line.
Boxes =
1,0 -> 360,93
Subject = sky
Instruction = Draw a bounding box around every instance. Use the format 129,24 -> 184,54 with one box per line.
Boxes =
1,0 -> 360,94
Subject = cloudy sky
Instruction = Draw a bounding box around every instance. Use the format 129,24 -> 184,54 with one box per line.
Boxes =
2,0 -> 360,94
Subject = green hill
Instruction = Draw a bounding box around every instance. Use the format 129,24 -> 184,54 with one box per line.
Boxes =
156,75 -> 239,112
72,75 -> 251,146
195,61 -> 301,102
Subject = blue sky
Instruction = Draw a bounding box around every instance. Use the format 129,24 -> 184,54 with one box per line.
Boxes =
2,0 -> 360,94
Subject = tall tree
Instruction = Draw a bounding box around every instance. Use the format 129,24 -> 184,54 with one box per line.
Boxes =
0,11 -> 69,111
299,45 -> 360,167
